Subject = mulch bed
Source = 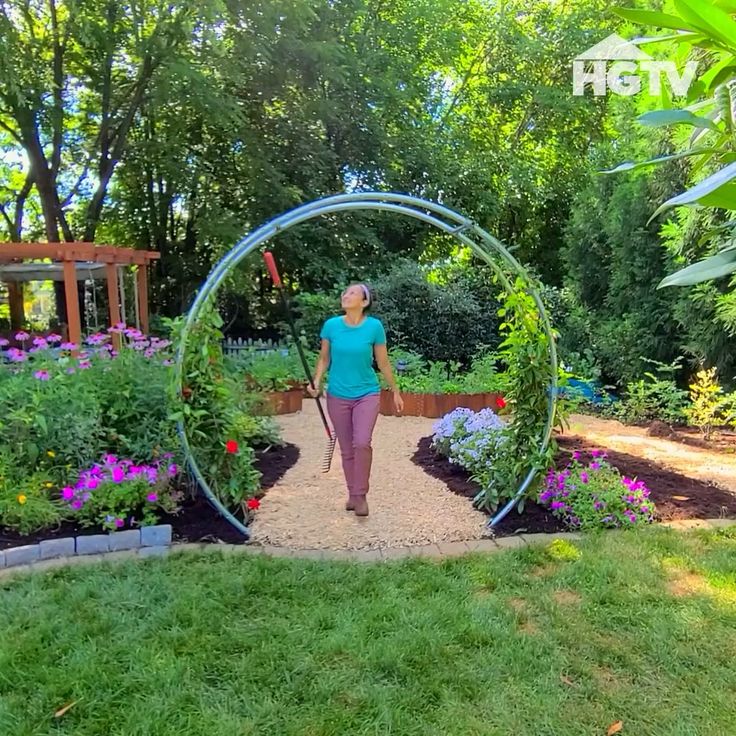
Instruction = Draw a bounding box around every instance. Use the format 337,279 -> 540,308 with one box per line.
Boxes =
411,435 -> 736,537
0,442 -> 300,551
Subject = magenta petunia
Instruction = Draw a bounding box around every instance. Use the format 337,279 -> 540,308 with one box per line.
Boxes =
61,487 -> 75,501
146,492 -> 158,503
111,466 -> 125,483
114,518 -> 125,528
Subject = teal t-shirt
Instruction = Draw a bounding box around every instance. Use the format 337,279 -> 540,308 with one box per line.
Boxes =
319,315 -> 386,399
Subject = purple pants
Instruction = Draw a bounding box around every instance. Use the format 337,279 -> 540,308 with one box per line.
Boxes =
326,391 -> 380,497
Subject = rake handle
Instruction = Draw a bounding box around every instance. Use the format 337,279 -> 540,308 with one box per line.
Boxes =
263,251 -> 333,439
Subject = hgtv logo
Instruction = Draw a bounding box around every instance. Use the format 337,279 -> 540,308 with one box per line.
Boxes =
573,34 -> 698,97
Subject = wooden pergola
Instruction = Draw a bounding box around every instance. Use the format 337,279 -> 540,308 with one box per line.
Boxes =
0,242 -> 160,345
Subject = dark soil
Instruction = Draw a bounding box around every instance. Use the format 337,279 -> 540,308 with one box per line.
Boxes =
665,425 -> 736,454
412,435 -> 736,537
0,442 -> 299,551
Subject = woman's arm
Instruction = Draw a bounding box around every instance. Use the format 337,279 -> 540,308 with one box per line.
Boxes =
374,344 -> 398,391
374,343 -> 404,412
310,338 -> 331,395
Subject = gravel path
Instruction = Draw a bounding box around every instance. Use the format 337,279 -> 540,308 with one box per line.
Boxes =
250,399 -> 487,550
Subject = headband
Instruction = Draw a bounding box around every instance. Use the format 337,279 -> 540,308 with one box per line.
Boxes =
358,283 -> 370,304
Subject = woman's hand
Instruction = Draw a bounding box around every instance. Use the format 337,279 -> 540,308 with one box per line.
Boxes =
392,388 -> 404,414
306,384 -> 322,398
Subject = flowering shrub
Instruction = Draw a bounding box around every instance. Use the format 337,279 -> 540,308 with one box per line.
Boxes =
539,450 -> 656,530
431,407 -> 512,509
63,454 -> 180,531
431,407 -> 507,466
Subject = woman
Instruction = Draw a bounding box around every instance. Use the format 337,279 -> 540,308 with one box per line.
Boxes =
308,283 -> 403,517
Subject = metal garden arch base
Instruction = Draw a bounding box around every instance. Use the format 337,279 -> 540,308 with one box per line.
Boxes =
175,192 -> 558,539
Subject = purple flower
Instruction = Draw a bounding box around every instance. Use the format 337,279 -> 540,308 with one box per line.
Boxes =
61,487 -> 75,501
594,501 -> 606,511
33,370 -> 50,381
66,367 -> 76,375
580,472 -> 589,484
0,337 -> 8,347
572,450 -> 581,461
7,348 -> 27,362
114,518 -> 124,528
146,492 -> 158,503
550,501 -> 567,511
111,466 -> 125,483
162,359 -> 174,367
32,336 -> 48,349
590,461 -> 600,470
14,331 -> 30,341
86,478 -> 100,491
71,499 -> 83,510
167,463 -> 178,476
78,359 -> 92,370
46,333 -> 62,343
60,342 -> 78,351
591,449 -> 602,458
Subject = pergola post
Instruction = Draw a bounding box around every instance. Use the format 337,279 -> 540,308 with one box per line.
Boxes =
7,281 -> 25,329
62,260 -> 82,347
136,265 -> 150,335
106,263 -> 122,350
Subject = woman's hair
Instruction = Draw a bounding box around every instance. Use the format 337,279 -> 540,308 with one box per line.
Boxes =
357,283 -> 373,313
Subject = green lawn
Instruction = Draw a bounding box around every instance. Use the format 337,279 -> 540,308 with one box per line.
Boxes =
1,529 -> 736,736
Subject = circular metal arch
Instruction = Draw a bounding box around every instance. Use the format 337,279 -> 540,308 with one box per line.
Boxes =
174,192 -> 558,538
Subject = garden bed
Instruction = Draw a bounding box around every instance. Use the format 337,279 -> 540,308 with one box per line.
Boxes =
411,435 -> 736,536
0,442 -> 300,551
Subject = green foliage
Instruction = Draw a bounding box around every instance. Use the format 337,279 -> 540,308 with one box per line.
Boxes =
685,367 -> 727,439
0,452 -> 63,534
611,1 -> 736,289
370,259 -> 501,368
472,276 -> 559,511
228,344 -> 314,393
169,305 -> 272,508
606,359 -> 689,426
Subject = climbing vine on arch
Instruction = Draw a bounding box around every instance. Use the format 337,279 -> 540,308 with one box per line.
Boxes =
470,272 -> 564,512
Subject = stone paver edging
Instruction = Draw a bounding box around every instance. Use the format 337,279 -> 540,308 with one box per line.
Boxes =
0,519 -> 733,580
0,524 -> 172,570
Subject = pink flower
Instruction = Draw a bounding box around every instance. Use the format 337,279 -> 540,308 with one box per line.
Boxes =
8,348 -> 27,362
114,518 -> 124,528
111,466 -> 125,483
46,333 -> 62,343
71,499 -> 83,510
78,360 -> 92,370
162,359 -> 174,367
167,463 -> 178,477
61,487 -> 75,501
0,337 -> 8,347
33,370 -> 50,381
107,322 -> 126,334
580,471 -> 589,484
86,333 -> 107,345
86,478 -> 100,491
146,492 -> 158,503
572,450 -> 581,461
32,336 -> 48,349
14,331 -> 29,341
60,342 -> 78,351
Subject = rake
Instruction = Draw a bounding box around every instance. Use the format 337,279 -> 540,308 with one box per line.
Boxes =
263,251 -> 337,472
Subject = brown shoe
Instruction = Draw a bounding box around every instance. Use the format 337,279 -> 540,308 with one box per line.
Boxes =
345,496 -> 356,511
353,496 -> 369,517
